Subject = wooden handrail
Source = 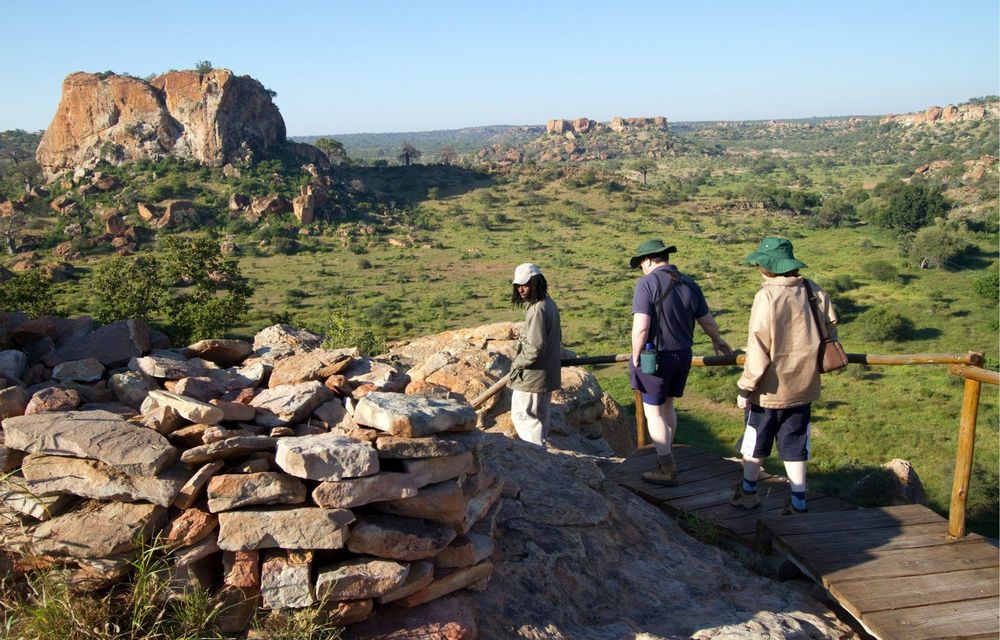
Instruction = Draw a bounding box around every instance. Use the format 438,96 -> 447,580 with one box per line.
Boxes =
946,358 -> 995,538
562,351 -> 984,368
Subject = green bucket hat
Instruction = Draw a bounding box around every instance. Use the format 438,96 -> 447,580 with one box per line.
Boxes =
630,238 -> 677,269
746,237 -> 807,274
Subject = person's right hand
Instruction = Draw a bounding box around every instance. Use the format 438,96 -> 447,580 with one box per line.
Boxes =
736,395 -> 748,410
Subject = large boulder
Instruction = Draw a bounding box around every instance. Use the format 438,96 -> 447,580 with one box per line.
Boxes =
37,69 -> 285,178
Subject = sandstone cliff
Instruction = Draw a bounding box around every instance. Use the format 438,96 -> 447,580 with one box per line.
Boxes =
36,69 -> 285,177
879,101 -> 999,126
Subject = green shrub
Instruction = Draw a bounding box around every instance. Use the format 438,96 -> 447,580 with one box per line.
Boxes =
0,271 -> 59,318
91,256 -> 163,323
908,222 -> 970,268
855,307 -> 915,342
874,182 -> 950,231
862,259 -> 899,282
972,269 -> 999,304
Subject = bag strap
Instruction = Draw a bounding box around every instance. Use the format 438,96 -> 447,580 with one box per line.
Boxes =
648,270 -> 679,349
802,280 -> 831,341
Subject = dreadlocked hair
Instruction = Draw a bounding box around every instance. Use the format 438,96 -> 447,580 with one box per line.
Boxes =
511,274 -> 548,306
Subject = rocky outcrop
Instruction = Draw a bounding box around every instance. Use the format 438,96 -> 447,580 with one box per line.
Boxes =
36,69 -> 285,177
879,100 -> 999,126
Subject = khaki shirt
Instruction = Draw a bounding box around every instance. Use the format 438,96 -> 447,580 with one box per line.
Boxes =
737,276 -> 838,409
509,297 -> 562,393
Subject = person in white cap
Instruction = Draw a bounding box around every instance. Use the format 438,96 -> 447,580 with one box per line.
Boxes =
507,262 -> 562,447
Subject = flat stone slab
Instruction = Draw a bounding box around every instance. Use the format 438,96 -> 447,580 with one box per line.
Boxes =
43,319 -> 149,368
353,393 -> 476,437
374,432 -> 480,459
1,477 -> 75,520
397,561 -> 493,608
403,451 -> 475,486
172,531 -> 220,566
250,380 -> 331,427
183,339 -> 253,367
433,533 -> 495,569
180,436 -> 277,465
347,514 -> 457,561
31,500 -> 166,559
20,455 -> 191,507
173,461 -> 225,509
207,472 -> 307,512
275,432 -> 379,481
109,370 -> 158,409
315,557 -> 409,600
261,550 -> 314,610
51,357 -> 105,382
376,560 -> 435,604
2,410 -> 177,475
377,472 -> 501,534
217,507 -> 355,551
130,355 -> 208,380
312,472 -> 420,509
268,350 -> 353,388
144,389 -> 224,424
162,507 -> 218,548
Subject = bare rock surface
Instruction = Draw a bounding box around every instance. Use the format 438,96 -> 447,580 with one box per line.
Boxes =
275,432 -> 379,481
261,550 -> 314,610
347,513 -> 457,561
375,433 -> 478,459
180,435 -> 277,464
463,433 -> 857,639
316,557 -> 409,601
184,339 -> 253,367
268,350 -> 353,388
51,357 -> 105,382
43,320 -> 149,368
217,507 -> 354,551
20,454 -> 191,507
354,392 -> 476,437
346,595 -> 477,639
144,389 -> 224,424
2,410 -> 177,475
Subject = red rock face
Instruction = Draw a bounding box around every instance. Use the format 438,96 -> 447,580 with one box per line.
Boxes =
37,69 -> 285,177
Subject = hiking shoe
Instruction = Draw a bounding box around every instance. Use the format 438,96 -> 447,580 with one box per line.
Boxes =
729,483 -> 761,509
781,500 -> 808,516
642,455 -> 679,486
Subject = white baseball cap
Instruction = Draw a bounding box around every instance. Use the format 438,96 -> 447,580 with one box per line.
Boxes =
512,263 -> 542,285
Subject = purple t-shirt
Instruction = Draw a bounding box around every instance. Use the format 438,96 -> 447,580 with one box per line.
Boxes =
632,265 -> 709,351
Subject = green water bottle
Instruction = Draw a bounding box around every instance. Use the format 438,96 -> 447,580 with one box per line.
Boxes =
640,342 -> 657,374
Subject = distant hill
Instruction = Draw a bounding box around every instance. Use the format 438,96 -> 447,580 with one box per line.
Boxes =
292,125 -> 543,162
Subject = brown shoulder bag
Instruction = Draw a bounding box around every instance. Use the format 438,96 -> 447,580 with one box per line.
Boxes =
803,280 -> 848,373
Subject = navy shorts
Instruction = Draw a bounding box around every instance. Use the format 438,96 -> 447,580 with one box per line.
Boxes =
739,404 -> 811,461
629,349 -> 692,405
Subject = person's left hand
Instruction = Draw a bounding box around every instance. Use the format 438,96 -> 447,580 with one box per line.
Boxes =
736,395 -> 748,410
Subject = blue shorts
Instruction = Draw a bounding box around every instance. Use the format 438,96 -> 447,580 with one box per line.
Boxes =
739,404 -> 811,462
629,349 -> 692,405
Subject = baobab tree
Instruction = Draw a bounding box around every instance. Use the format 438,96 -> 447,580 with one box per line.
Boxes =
630,159 -> 654,186
398,143 -> 421,167
438,145 -> 457,166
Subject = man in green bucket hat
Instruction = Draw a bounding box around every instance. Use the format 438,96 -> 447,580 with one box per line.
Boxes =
730,237 -> 839,515
629,238 -> 732,485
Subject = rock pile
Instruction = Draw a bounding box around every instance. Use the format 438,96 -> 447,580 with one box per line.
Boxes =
0,316 -> 506,634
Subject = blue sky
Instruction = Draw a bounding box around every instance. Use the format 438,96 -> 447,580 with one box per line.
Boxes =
2,1 -> 997,135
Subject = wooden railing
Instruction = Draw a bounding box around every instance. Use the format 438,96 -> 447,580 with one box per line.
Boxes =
472,350 -> 997,539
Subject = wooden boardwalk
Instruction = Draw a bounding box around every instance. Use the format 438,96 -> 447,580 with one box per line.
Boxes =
603,444 -> 1000,640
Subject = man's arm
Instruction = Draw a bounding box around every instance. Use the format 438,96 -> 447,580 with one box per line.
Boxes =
631,313 -> 651,367
511,304 -> 544,370
696,313 -> 733,355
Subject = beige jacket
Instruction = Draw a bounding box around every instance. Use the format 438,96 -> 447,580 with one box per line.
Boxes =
737,276 -> 838,409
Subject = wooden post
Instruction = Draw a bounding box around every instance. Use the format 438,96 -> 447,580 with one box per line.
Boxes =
948,375 -> 982,538
634,390 -> 647,448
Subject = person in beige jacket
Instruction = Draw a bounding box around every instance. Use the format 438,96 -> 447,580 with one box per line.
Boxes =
508,263 -> 562,448
730,238 -> 838,515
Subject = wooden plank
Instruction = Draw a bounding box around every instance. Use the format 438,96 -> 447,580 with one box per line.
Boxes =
776,522 -> 982,560
761,504 -> 946,537
722,496 -> 852,539
816,541 -> 1000,583
665,474 -> 789,512
863,596 -> 999,640
829,566 -> 998,614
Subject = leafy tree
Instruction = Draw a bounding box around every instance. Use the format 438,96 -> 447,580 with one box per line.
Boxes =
875,182 -> 949,231
90,236 -> 254,344
438,145 -> 457,165
397,143 -> 421,167
629,159 -> 654,186
0,271 -> 59,318
0,208 -> 26,254
194,60 -> 213,73
91,256 -> 164,323
314,138 -> 349,165
908,221 -> 970,269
